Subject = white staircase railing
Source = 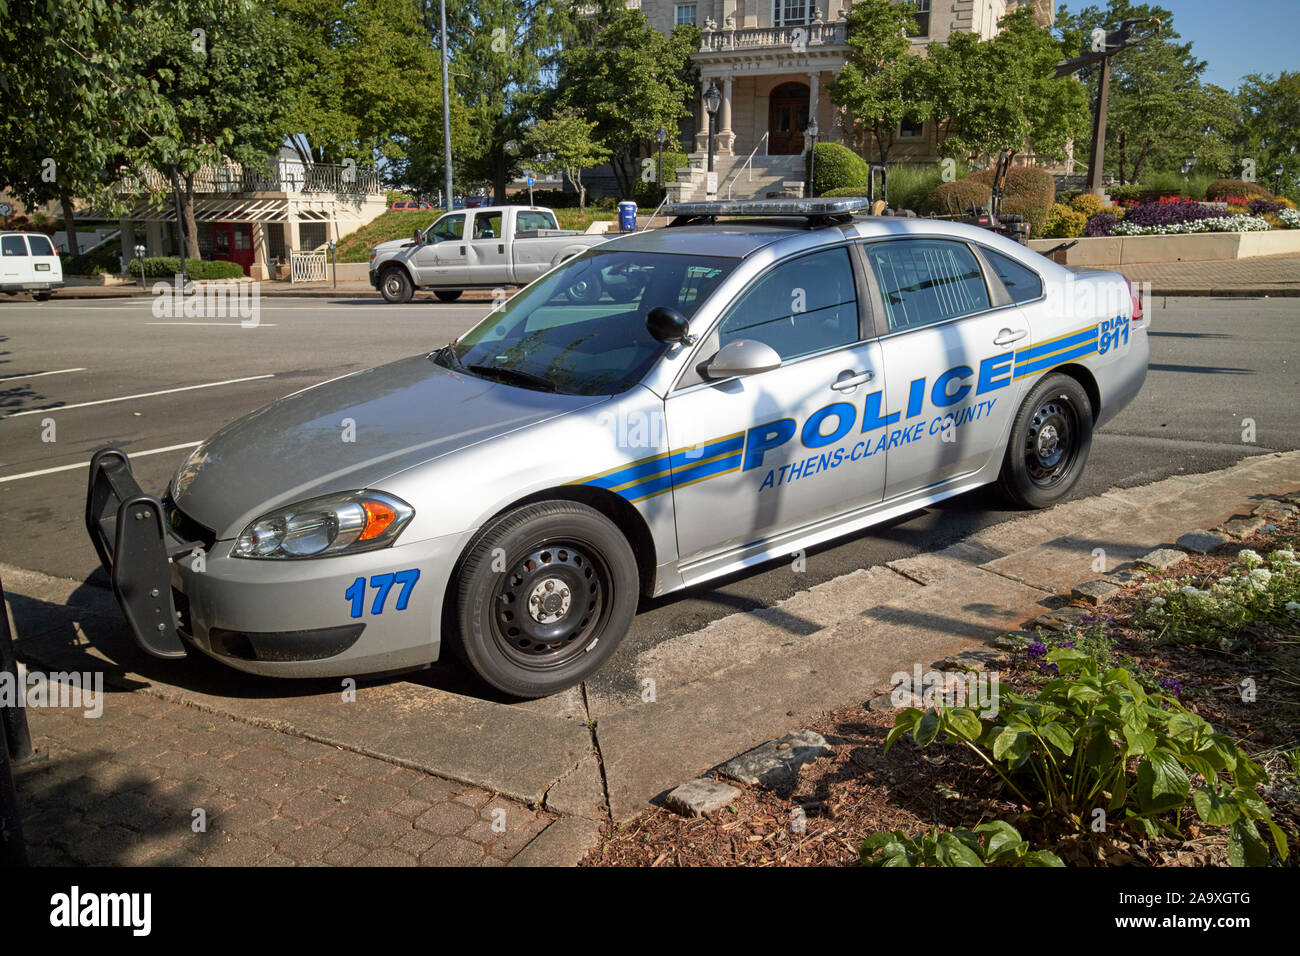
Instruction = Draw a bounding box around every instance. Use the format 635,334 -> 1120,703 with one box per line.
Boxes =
725,133 -> 771,199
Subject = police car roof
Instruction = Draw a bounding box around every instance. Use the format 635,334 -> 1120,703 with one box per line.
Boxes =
604,220 -> 839,258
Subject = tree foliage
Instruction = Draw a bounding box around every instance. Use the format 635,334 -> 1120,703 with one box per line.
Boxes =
525,108 -> 610,210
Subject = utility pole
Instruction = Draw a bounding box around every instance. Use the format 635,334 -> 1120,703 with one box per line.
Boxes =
440,0 -> 453,213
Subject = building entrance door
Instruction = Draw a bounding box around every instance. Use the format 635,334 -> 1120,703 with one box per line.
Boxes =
768,82 -> 809,155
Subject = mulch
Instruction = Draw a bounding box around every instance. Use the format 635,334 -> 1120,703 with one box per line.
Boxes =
584,510 -> 1300,867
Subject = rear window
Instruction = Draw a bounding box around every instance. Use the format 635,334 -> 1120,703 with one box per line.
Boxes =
517,210 -> 558,232
2,235 -> 30,257
983,248 -> 1043,303
26,234 -> 55,256
864,239 -> 990,331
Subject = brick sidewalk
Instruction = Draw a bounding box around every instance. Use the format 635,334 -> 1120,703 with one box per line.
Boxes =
1116,253 -> 1300,295
13,687 -> 550,866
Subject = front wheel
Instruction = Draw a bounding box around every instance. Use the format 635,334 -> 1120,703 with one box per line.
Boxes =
33,293 -> 51,301
379,267 -> 414,304
452,501 -> 638,698
434,289 -> 462,302
998,373 -> 1093,508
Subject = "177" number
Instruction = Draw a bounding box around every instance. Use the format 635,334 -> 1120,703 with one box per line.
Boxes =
345,569 -> 420,619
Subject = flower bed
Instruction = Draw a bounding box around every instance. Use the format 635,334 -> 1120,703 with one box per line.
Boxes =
1112,214 -> 1271,236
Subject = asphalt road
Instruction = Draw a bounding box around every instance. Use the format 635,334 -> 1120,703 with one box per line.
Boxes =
1,293 -> 1297,696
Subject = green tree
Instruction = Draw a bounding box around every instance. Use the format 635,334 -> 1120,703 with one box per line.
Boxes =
552,8 -> 698,197
1057,0 -> 1233,183
525,109 -> 610,210
1237,72 -> 1300,192
827,0 -> 931,165
0,0 -> 164,253
132,0 -> 295,259
275,0 -> 448,168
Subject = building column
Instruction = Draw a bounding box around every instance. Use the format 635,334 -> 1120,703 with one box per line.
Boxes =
718,75 -> 735,154
145,220 -> 164,258
694,80 -> 711,153
250,221 -> 270,280
119,217 -> 133,271
286,217 -> 301,256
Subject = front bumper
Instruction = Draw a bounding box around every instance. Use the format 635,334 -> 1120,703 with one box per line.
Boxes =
85,446 -> 465,677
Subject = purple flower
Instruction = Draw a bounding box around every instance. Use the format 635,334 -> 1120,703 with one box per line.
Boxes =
1026,641 -> 1048,659
1121,201 -> 1218,228
1084,211 -> 1118,237
1057,640 -> 1075,649
1160,677 -> 1183,697
1039,662 -> 1059,676
1248,198 -> 1283,215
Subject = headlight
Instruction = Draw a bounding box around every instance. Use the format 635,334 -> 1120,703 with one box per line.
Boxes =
232,491 -> 413,559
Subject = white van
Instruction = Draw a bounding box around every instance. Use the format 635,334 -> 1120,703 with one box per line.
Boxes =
1,231 -> 63,300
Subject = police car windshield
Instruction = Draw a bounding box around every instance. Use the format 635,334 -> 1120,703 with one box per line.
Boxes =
443,250 -> 736,395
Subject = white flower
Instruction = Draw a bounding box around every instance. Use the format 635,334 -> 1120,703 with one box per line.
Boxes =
1150,596 -> 1166,607
1238,549 -> 1263,568
1249,568 -> 1273,587
1280,208 -> 1300,229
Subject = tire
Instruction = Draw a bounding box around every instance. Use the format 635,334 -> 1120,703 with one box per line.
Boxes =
33,293 -> 51,301
379,267 -> 414,304
452,501 -> 638,698
434,289 -> 463,303
998,373 -> 1093,509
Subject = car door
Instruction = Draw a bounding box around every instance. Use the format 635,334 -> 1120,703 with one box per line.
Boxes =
410,212 -> 468,285
465,210 -> 511,285
664,245 -> 888,562
25,232 -> 61,282
1,233 -> 31,285
859,237 -> 1033,501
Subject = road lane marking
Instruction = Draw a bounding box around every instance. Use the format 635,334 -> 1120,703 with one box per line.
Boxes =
1,374 -> 274,419
0,368 -> 87,383
0,441 -> 200,484
145,322 -> 279,327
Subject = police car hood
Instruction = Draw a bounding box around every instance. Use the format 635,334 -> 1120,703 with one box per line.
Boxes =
169,354 -> 602,539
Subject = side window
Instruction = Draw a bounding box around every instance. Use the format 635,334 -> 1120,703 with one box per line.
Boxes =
517,211 -> 557,232
2,235 -> 29,257
717,247 -> 859,361
473,213 -> 502,239
864,239 -> 990,332
27,234 -> 55,256
982,248 -> 1043,304
427,214 -> 465,242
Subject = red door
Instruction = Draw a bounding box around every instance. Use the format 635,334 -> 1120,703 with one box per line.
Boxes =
768,82 -> 810,155
211,222 -> 254,276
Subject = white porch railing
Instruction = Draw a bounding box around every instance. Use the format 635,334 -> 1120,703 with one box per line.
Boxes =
699,18 -> 848,52
290,251 -> 328,283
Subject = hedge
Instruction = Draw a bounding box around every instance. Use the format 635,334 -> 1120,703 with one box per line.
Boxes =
1070,193 -> 1104,217
128,257 -> 246,279
968,166 -> 1055,237
1043,203 -> 1087,239
1205,178 -> 1274,201
61,251 -> 120,275
922,178 -> 992,217
807,142 -> 871,195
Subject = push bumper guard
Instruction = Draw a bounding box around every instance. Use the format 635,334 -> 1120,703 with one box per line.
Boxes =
84,447 -> 198,659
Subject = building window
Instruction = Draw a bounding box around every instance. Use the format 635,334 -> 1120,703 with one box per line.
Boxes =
774,0 -> 808,26
899,116 -> 925,138
674,3 -> 696,25
908,0 -> 931,37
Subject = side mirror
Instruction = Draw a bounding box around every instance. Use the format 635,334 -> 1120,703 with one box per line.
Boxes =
646,306 -> 693,345
705,339 -> 782,379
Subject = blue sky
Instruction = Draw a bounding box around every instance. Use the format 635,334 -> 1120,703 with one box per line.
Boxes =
1111,0 -> 1299,90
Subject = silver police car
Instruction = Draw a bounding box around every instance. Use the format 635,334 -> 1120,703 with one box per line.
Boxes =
87,198 -> 1148,698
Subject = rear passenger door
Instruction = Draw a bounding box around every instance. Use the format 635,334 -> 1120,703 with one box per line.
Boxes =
860,238 -> 1033,500
1,234 -> 30,285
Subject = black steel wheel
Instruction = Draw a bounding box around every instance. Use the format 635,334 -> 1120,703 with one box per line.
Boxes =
999,373 -> 1093,508
452,501 -> 638,698
380,267 -> 414,304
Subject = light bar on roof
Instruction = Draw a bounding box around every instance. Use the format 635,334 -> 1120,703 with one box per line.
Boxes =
662,197 -> 875,218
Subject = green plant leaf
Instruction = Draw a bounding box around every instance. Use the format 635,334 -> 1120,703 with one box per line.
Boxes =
945,708 -> 983,742
935,833 -> 985,867
1136,749 -> 1191,814
1022,850 -> 1066,867
1228,818 -> 1270,868
1040,721 -> 1075,756
975,820 -> 1023,858
1264,819 -> 1290,861
915,710 -> 941,747
1191,787 -> 1242,827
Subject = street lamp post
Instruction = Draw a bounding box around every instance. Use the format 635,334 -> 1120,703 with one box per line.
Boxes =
440,0 -> 453,213
329,238 -> 337,289
805,118 -> 820,197
703,81 -> 722,201
1275,164 -> 1285,195
656,125 -> 667,200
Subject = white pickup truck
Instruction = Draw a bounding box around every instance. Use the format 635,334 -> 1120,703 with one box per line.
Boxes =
368,205 -> 610,303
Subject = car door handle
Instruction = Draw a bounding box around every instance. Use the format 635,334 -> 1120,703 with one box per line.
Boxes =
459,245 -> 466,255
831,370 -> 874,391
994,328 -> 1028,346
498,243 -> 504,254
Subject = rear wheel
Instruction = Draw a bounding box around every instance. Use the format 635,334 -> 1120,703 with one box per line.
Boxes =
434,289 -> 462,303
379,267 -> 413,304
32,293 -> 51,301
998,373 -> 1093,508
452,501 -> 638,698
